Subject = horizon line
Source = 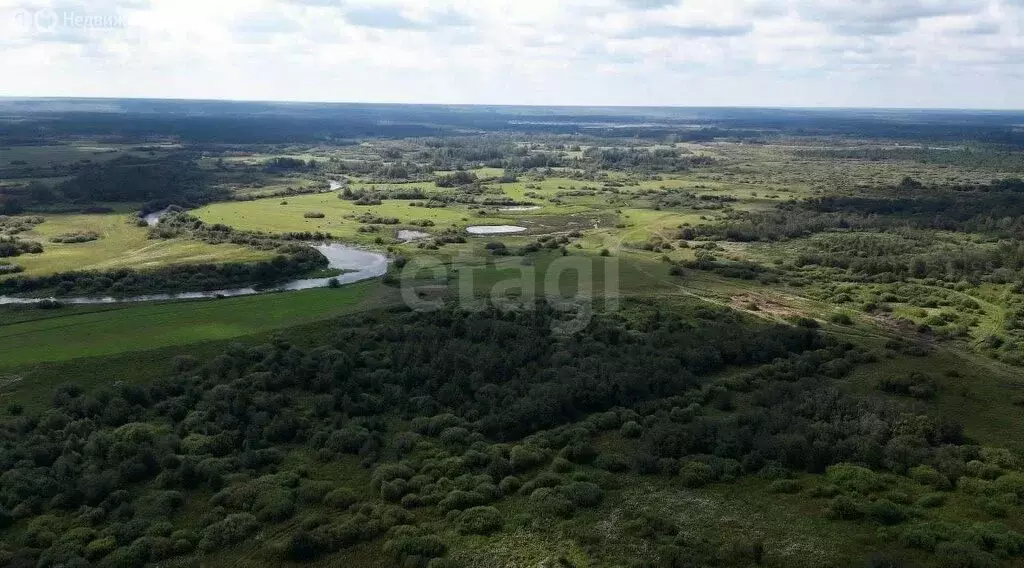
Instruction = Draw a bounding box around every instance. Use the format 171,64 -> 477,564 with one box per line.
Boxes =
1,95 -> 1022,113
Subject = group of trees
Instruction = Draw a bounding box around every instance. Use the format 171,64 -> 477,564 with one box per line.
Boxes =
0,238 -> 43,258
583,147 -> 714,172
0,301 -> 821,565
263,157 -> 317,173
3,299 -> 1016,565
58,156 -> 228,209
0,154 -> 235,215
0,244 -> 326,297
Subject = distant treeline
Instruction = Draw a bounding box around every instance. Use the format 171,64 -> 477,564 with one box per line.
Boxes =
0,155 -> 227,215
792,147 -> 1024,173
699,178 -> 1024,242
4,101 -> 1024,145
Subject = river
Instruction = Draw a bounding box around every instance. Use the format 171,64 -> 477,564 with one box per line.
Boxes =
0,244 -> 389,306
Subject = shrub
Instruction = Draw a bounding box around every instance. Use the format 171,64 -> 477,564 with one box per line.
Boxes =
437,490 -> 485,513
303,211 -> 326,219
829,312 -> 853,325
916,493 -> 947,508
678,461 -> 714,488
909,465 -> 952,491
825,496 -> 863,520
826,464 -> 887,494
198,513 -> 258,552
551,457 -> 573,473
510,445 -> 547,472
400,494 -> 423,509
84,536 -> 117,560
769,479 -> 801,494
864,499 -> 907,525
457,506 -> 503,535
297,480 -> 334,504
878,372 -> 938,400
529,487 -> 575,518
620,421 -> 643,438
50,231 -> 100,244
384,535 -> 446,566
563,482 -> 603,507
323,488 -> 359,510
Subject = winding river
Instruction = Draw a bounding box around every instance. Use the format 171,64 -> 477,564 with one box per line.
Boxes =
0,244 -> 389,306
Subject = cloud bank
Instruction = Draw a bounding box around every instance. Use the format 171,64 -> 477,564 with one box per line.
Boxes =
1,0 -> 1022,108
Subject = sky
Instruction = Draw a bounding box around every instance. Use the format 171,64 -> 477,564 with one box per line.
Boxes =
1,0 -> 1023,109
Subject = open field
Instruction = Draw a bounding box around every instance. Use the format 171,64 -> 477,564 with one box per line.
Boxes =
0,279 -> 396,370
3,212 -> 270,277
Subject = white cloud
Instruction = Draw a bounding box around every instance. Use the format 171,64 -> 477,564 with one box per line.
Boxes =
0,0 -> 1021,108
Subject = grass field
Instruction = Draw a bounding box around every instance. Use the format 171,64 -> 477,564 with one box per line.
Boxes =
0,279 -> 397,370
193,194 -> 568,244
197,195 -> 484,233
5,212 -> 270,277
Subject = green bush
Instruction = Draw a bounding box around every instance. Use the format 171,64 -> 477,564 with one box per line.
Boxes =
297,480 -> 334,504
498,476 -> 521,495
529,487 -> 575,518
864,499 -> 907,526
620,421 -> 643,438
826,464 -> 887,494
384,535 -> 446,566
563,482 -> 603,507
198,513 -> 259,552
909,465 -> 952,491
829,313 -> 853,325
323,488 -> 359,510
678,461 -> 714,488
457,506 -> 503,535
916,493 -> 947,508
85,536 -> 117,561
551,457 -> 573,473
510,445 -> 547,472
825,496 -> 863,520
437,490 -> 486,513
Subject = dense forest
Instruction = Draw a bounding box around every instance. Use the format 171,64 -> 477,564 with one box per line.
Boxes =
3,100 -> 1024,146
4,300 -> 1009,567
0,156 -> 227,215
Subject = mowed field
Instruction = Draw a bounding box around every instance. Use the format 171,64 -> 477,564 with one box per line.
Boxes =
0,279 -> 397,370
6,212 -> 270,277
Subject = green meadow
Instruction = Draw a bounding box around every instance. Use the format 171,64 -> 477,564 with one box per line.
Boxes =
0,280 -> 395,370
4,212 -> 269,278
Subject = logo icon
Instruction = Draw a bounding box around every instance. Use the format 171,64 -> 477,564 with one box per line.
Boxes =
34,8 -> 58,31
